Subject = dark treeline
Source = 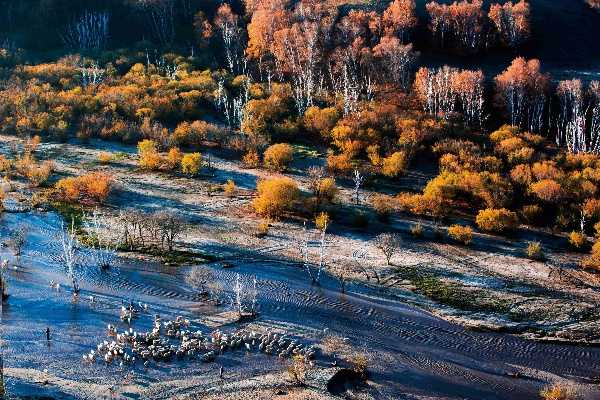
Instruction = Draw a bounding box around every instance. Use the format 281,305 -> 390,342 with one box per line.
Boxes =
0,0 -> 221,51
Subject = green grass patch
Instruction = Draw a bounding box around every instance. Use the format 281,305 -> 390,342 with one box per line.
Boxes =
398,266 -> 512,314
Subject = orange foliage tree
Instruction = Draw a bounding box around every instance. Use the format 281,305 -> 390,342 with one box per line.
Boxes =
426,0 -> 484,50
489,1 -> 530,48
382,0 -> 417,43
494,58 -> 549,132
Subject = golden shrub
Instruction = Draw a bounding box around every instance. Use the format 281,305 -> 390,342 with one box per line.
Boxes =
447,224 -> 473,245
539,383 -> 578,400
315,177 -> 337,204
56,172 -> 112,203
137,139 -> 161,171
510,164 -> 533,186
526,241 -> 544,260
181,152 -> 203,176
531,161 -> 562,181
521,204 -> 543,224
568,231 -> 588,250
223,179 -> 236,197
583,240 -> 600,271
583,198 -> 600,219
242,149 -> 261,168
326,153 -> 353,175
24,161 -> 53,187
371,194 -> 395,219
253,176 -> 299,219
0,155 -> 12,173
475,208 -> 518,233
489,126 -> 517,142
97,152 -> 114,164
410,223 -> 424,238
529,179 -> 563,203
507,147 -> 534,164
303,106 -> 339,136
381,151 -> 407,177
164,147 -> 183,171
256,219 -> 270,237
496,137 -> 526,154
315,212 -> 330,230
263,143 -> 294,171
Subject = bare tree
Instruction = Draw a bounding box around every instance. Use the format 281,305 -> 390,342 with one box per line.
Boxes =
373,233 -> 402,265
229,273 -> 259,317
328,259 -> 351,294
50,221 -> 82,295
186,266 -> 222,301
215,76 -> 250,129
352,248 -> 381,284
135,0 -> 175,46
1,259 -> 8,301
556,80 -> 600,154
62,11 -> 110,50
86,210 -> 118,271
353,169 -> 364,205
299,219 -> 331,285
79,61 -> 105,88
9,225 -> 28,260
155,211 -> 185,252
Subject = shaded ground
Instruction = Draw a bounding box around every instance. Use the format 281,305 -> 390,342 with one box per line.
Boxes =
2,211 -> 600,400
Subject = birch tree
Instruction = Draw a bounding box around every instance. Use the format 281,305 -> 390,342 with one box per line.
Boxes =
62,11 -> 110,50
489,0 -> 530,48
556,79 -> 600,154
494,57 -> 549,132
214,4 -> 245,75
373,36 -> 419,90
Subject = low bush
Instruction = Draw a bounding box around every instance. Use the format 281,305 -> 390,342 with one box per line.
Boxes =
181,152 -> 202,176
526,241 -> 544,260
263,143 -> 294,171
410,223 -> 424,238
55,172 -> 112,203
242,150 -> 261,168
223,179 -> 236,197
539,383 -> 579,400
448,224 -> 473,245
568,231 -> 588,250
253,177 -> 299,219
371,194 -> 394,222
476,208 -> 518,233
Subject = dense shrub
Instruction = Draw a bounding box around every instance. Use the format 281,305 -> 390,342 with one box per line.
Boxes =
181,153 -> 203,176
371,194 -> 395,221
263,143 -> 294,171
326,153 -> 353,174
447,224 -> 473,245
137,139 -> 161,171
568,231 -> 588,250
56,172 -> 112,203
253,177 -> 299,219
381,151 -> 407,177
529,179 -> 563,203
475,208 -> 518,233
